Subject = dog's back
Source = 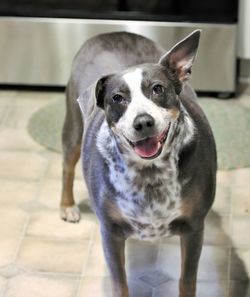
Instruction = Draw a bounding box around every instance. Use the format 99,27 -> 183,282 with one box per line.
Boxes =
69,32 -> 165,96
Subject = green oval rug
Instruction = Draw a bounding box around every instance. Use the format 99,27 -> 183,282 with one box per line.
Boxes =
28,98 -> 250,170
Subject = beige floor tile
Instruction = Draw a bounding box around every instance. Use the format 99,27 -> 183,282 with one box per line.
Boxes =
0,239 -> 22,268
0,102 -> 11,124
212,184 -> 232,215
38,179 -> 62,209
126,239 -> 159,278
197,281 -> 228,297
3,94 -> 60,129
0,128 -> 44,151
204,213 -> 230,246
0,209 -> 28,267
154,280 -> 179,297
4,274 -> 77,297
198,246 -> 230,281
231,248 -> 250,281
0,263 -> 25,279
217,170 -> 233,188
232,217 -> 250,247
232,187 -> 250,215
17,237 -> 89,274
157,244 -> 229,281
156,244 -> 181,280
38,178 -> 88,210
155,280 -> 228,297
239,93 -> 250,109
231,168 -> 250,187
27,210 -> 96,241
84,229 -> 108,277
0,276 -> 7,296
139,269 -> 170,287
47,153 -> 83,180
0,152 -> 48,180
85,231 -> 161,279
0,91 -> 17,100
0,180 -> 38,208
79,276 -> 153,297
79,276 -> 112,297
127,278 -> 153,297
0,209 -> 28,238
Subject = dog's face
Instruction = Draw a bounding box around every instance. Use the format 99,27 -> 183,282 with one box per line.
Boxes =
95,30 -> 200,161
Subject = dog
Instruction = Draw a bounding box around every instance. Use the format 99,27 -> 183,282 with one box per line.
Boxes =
60,30 -> 217,297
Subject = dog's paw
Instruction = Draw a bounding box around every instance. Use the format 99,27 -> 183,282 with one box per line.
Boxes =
60,205 -> 81,223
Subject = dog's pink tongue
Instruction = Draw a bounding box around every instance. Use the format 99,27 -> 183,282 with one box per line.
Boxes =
134,137 -> 161,158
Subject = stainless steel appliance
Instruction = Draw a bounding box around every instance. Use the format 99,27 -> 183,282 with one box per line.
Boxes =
0,0 -> 238,96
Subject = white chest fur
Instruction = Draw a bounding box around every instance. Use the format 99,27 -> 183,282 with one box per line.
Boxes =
97,121 -> 182,241
111,155 -> 181,241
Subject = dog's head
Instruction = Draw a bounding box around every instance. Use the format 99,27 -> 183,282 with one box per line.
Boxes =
80,30 -> 200,161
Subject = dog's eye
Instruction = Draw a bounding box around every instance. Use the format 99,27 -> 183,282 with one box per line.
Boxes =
112,94 -> 124,103
152,84 -> 164,95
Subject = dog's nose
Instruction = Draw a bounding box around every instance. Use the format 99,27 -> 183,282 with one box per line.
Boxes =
133,113 -> 155,133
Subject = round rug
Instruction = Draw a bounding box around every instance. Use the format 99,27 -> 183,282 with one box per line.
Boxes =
28,98 -> 250,170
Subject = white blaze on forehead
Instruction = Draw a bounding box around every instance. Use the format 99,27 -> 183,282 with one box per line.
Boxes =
122,68 -> 165,119
123,68 -> 144,98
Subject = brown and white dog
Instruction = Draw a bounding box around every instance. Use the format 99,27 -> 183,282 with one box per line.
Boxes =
60,30 -> 217,297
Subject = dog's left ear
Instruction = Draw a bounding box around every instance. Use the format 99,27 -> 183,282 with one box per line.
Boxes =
95,74 -> 113,109
77,74 -> 112,116
159,30 -> 201,82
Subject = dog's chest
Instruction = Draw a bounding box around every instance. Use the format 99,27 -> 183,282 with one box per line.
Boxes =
109,158 -> 182,241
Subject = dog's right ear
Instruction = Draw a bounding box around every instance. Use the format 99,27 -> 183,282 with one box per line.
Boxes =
95,74 -> 112,109
159,30 -> 201,83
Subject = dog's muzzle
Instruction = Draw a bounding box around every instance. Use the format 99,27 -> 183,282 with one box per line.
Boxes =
126,124 -> 171,159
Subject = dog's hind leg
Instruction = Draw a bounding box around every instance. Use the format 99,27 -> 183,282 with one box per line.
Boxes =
60,81 -> 83,223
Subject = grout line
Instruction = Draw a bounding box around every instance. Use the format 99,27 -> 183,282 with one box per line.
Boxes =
18,234 -> 92,244
80,224 -> 98,277
72,277 -> 82,297
0,177 -> 42,183
0,149 -> 52,183
25,271 -> 81,278
1,279 -> 8,297
12,215 -> 31,263
0,101 -> 13,127
226,176 -> 234,297
75,224 -> 97,297
0,147 -> 50,154
74,272 -> 84,296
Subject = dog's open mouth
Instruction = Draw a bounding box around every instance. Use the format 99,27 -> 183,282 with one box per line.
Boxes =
127,124 -> 170,159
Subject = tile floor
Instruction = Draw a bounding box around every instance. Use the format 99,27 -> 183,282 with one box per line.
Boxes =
0,88 -> 250,297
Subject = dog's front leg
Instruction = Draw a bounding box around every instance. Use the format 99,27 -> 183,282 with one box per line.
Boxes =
179,226 -> 204,297
101,227 -> 129,297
